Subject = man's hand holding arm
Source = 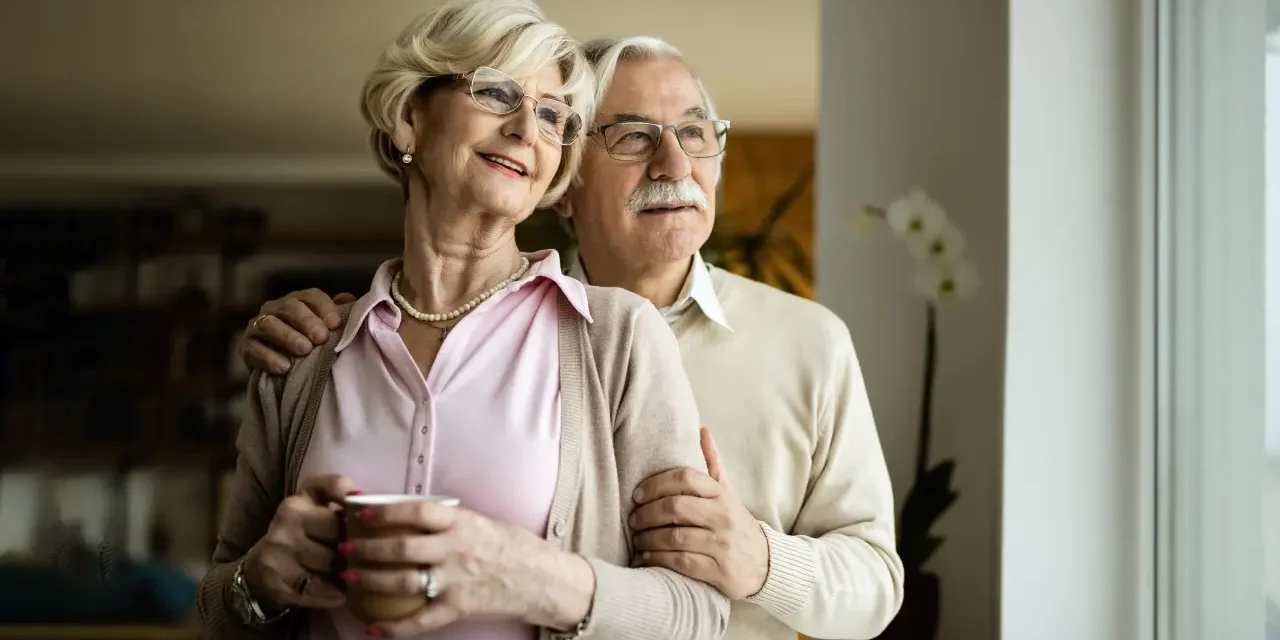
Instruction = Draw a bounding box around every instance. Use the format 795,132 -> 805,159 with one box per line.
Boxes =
633,324 -> 905,640
630,428 -> 770,600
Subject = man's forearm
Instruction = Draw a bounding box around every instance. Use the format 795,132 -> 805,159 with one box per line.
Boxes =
746,524 -> 904,640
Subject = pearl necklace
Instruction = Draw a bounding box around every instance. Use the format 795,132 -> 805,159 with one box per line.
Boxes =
390,257 -> 531,323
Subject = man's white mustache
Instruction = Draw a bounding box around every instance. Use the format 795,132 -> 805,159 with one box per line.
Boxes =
625,179 -> 708,215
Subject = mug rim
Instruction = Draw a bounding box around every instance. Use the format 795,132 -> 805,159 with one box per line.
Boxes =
345,494 -> 460,507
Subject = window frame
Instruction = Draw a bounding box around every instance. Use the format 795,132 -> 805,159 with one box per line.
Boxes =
1155,0 -> 1268,638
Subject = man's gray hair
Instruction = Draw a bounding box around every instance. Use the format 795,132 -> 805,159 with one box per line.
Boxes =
582,37 -> 720,121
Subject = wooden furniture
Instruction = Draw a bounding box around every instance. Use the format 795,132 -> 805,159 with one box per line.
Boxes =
712,132 -> 815,298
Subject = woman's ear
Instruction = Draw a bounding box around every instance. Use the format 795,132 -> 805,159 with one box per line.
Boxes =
391,100 -> 418,156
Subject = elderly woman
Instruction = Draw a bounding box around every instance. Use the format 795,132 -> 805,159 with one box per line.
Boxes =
196,1 -> 728,639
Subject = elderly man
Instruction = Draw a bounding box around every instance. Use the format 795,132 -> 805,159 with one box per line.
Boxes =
238,36 -> 904,640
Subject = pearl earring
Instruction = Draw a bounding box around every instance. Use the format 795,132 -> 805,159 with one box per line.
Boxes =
401,153 -> 413,164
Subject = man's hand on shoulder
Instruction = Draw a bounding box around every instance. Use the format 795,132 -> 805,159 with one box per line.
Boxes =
630,427 -> 770,600
239,289 -> 356,374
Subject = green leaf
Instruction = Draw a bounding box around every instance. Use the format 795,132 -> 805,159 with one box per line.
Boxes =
899,534 -> 944,577
896,459 -> 960,574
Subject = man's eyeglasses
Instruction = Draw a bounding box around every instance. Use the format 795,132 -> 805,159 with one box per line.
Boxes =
459,66 -> 583,145
594,119 -> 732,162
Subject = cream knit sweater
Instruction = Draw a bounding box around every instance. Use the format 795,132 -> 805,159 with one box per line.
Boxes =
675,267 -> 904,640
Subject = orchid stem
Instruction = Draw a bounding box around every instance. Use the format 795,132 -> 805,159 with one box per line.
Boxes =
915,302 -> 937,484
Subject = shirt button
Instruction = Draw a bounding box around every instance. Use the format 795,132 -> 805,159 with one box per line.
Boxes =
421,425 -> 428,434
553,521 -> 565,537
414,484 -> 423,494
417,454 -> 425,464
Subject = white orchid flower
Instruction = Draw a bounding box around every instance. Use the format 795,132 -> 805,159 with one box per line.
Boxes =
906,221 -> 967,262
852,205 -> 884,234
912,257 -> 981,301
886,189 -> 947,238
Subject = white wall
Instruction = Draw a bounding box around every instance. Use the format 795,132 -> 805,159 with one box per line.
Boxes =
818,1 -> 1146,638
0,0 -> 817,169
816,2 -> 1009,638
1003,0 -> 1143,638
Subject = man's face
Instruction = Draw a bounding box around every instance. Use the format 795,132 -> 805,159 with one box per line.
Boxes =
563,58 -> 719,273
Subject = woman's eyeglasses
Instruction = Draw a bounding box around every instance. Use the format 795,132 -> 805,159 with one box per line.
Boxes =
460,66 -> 583,146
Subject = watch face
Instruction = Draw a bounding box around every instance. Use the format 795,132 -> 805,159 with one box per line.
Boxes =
231,586 -> 257,624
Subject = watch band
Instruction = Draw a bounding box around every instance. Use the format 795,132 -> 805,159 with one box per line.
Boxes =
549,612 -> 591,640
232,560 -> 291,629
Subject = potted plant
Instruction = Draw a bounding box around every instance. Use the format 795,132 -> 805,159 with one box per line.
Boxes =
702,165 -> 815,297
860,189 -> 979,640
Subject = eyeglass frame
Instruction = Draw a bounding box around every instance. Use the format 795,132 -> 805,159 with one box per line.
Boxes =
454,66 -> 583,146
590,119 -> 733,162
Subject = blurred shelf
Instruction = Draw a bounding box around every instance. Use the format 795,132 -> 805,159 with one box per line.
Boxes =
0,306 -> 256,327
0,624 -> 197,640
168,232 -> 400,255
0,444 -> 236,467
1,375 -> 246,397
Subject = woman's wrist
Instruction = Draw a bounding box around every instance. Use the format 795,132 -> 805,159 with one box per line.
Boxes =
517,547 -> 596,630
241,545 -> 292,614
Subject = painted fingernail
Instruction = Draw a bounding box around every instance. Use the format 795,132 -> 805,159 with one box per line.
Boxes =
366,627 -> 384,637
346,490 -> 365,497
338,541 -> 355,556
341,570 -> 359,584
357,508 -> 374,521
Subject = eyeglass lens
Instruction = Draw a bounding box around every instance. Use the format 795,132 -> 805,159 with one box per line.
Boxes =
601,120 -> 729,161
468,66 -> 582,145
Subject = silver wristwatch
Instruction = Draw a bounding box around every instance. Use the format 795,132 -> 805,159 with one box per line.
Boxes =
230,560 -> 291,629
549,612 -> 591,640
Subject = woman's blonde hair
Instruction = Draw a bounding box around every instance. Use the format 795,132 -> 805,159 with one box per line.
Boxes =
361,0 -> 595,208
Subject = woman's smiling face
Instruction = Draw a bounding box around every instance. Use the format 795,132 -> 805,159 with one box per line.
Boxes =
399,63 -> 569,222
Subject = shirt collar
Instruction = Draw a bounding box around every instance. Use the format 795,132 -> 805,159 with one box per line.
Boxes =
337,249 -> 591,352
563,247 -> 733,331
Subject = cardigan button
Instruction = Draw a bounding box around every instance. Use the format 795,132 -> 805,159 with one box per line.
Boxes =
552,521 -> 565,537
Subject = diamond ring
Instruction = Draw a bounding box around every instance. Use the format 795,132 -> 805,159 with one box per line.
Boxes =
418,567 -> 440,599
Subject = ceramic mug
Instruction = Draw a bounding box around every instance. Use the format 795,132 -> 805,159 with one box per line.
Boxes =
342,494 -> 460,623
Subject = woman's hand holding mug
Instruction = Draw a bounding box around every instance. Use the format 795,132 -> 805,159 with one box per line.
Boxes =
338,495 -> 594,638
242,474 -> 359,612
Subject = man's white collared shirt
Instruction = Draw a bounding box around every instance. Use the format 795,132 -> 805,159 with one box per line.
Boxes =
563,248 -> 732,331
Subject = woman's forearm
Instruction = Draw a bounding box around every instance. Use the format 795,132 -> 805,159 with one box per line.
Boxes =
510,539 -> 727,639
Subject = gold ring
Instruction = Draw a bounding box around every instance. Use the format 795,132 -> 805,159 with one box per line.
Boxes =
250,314 -> 270,334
